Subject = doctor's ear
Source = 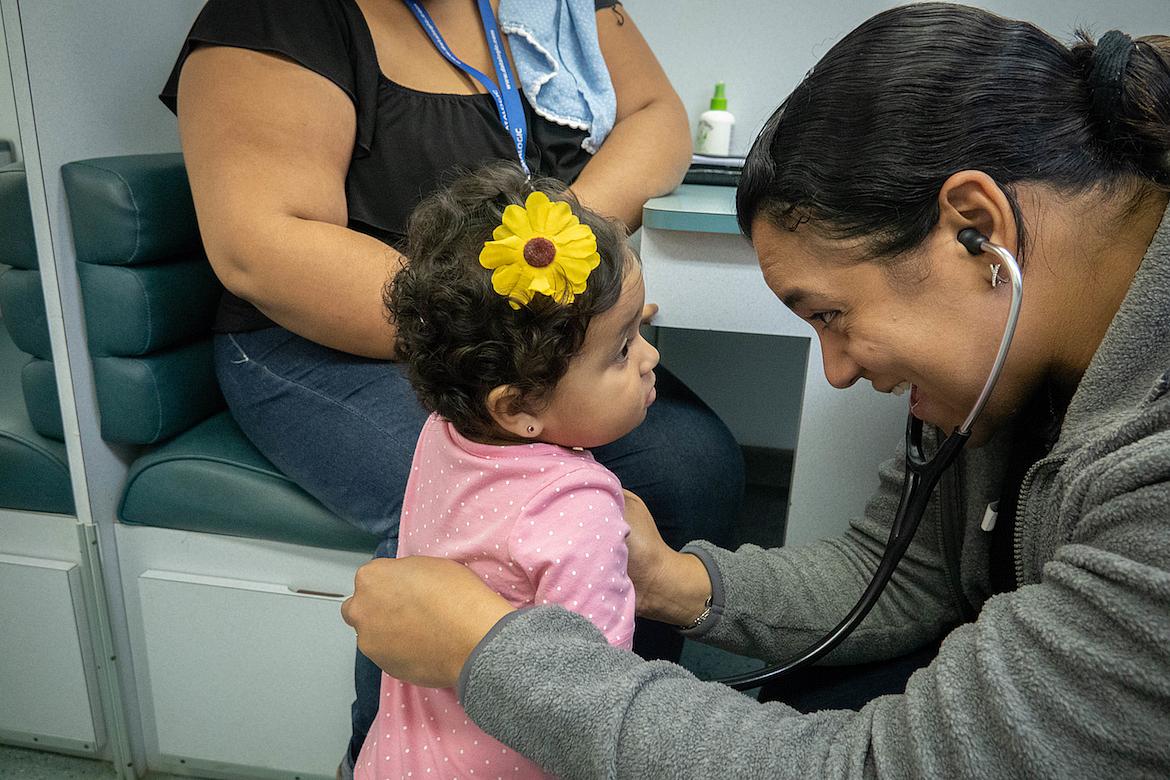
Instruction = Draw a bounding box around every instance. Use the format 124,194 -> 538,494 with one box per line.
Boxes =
486,385 -> 543,439
936,171 -> 1019,259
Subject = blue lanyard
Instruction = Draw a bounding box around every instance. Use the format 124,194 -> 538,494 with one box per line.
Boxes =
402,0 -> 530,174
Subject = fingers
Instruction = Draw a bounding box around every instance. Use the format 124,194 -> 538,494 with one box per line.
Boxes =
641,302 -> 659,324
337,555 -> 516,688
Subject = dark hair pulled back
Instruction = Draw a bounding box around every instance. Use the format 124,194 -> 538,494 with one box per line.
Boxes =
737,2 -> 1170,260
386,162 -> 629,441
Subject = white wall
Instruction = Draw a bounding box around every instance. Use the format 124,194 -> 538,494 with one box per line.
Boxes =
634,0 -> 1170,156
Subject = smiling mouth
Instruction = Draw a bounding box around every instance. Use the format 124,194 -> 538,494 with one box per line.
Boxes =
877,379 -> 925,418
873,380 -> 912,396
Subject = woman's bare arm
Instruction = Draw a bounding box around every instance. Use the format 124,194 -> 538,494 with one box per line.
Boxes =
570,7 -> 691,230
177,46 -> 400,358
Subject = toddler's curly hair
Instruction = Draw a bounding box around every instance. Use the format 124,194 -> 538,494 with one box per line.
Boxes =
386,162 -> 631,441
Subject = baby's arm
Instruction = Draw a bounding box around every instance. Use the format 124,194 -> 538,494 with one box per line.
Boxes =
508,469 -> 635,649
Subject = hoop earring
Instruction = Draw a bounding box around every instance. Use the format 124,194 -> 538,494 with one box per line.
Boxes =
526,425 -> 535,433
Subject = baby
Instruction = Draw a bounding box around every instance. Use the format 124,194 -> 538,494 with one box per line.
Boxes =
354,162 -> 658,779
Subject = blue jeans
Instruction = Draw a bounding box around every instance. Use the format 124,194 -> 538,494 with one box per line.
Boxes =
214,327 -> 744,765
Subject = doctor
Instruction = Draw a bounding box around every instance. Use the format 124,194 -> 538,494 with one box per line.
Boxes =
343,4 -> 1170,776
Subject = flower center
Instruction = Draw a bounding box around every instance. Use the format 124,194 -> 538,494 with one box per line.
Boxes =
522,237 -> 557,268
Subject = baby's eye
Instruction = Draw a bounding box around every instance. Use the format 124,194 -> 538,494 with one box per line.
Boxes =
618,339 -> 630,360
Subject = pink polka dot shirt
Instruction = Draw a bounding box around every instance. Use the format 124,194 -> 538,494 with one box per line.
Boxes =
354,414 -> 635,779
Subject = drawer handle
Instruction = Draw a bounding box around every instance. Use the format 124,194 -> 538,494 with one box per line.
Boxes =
289,587 -> 347,599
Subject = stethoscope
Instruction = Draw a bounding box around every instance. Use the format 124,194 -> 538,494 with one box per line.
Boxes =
717,228 -> 1024,691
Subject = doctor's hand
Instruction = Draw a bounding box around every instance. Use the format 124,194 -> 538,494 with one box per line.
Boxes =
341,557 -> 514,689
622,490 -> 713,628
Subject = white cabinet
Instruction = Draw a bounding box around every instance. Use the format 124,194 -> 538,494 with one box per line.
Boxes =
117,525 -> 367,780
0,550 -> 103,753
137,570 -> 355,779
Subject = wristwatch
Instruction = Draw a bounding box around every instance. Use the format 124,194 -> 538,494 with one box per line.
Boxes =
678,593 -> 714,631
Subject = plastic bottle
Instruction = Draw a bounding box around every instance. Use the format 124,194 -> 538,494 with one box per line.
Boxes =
694,82 -> 735,156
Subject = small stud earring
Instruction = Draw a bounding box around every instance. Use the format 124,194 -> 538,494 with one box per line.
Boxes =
526,425 -> 535,433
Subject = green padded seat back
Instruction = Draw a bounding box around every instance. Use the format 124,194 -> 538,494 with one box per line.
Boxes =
120,411 -> 377,553
1,164 -> 51,358
61,154 -> 224,444
0,164 -> 64,441
1,266 -> 52,359
21,358 -> 64,441
0,323 -> 73,514
62,154 -> 362,551
0,163 -> 37,270
0,165 -> 53,358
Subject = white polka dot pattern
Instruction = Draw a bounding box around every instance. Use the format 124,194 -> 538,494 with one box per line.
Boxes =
353,415 -> 635,779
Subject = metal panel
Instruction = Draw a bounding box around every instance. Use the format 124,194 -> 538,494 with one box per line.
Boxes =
0,552 -> 101,751
138,570 -> 355,779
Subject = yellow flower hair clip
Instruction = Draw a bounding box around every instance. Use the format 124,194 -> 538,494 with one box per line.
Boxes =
478,191 -> 601,309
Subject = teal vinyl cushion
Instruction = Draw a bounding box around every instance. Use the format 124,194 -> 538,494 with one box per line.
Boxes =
21,358 -> 64,442
62,153 -> 225,445
0,267 -> 52,359
0,163 -> 38,270
0,325 -> 73,514
92,342 -> 224,445
0,167 -> 63,444
78,260 -> 221,357
61,155 -> 199,267
120,411 -> 377,553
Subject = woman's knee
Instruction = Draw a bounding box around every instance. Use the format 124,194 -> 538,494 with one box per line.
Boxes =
657,411 -> 744,546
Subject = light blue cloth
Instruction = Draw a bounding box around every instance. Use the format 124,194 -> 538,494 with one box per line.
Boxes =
498,0 -> 616,153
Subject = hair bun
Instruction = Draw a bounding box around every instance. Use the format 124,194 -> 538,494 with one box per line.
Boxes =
1076,28 -> 1170,184
1087,30 -> 1136,142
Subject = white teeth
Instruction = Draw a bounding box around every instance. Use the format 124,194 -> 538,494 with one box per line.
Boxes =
890,381 -> 911,397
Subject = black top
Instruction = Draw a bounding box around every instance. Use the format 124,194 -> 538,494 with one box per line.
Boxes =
161,0 -> 619,333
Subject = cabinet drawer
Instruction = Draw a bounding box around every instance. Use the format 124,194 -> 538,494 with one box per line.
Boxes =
0,553 -> 102,753
139,570 -> 356,779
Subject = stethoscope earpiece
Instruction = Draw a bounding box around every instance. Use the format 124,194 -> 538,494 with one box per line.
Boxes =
957,227 -> 989,255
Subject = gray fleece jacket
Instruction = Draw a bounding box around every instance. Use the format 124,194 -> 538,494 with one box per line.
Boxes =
457,205 -> 1170,778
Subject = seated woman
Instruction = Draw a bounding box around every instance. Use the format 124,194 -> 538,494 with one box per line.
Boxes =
160,0 -> 744,773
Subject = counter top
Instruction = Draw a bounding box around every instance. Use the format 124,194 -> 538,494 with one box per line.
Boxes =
642,184 -> 739,235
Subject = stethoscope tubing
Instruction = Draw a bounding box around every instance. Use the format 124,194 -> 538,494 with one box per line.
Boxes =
962,240 -> 1024,433
715,233 -> 1023,691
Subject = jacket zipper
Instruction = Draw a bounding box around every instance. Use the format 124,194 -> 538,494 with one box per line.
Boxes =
1013,454 -> 1067,586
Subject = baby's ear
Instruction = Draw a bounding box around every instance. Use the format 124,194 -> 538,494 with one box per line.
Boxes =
486,385 -> 543,440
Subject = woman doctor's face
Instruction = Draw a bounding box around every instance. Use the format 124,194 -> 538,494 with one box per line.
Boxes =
752,218 -> 1034,441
